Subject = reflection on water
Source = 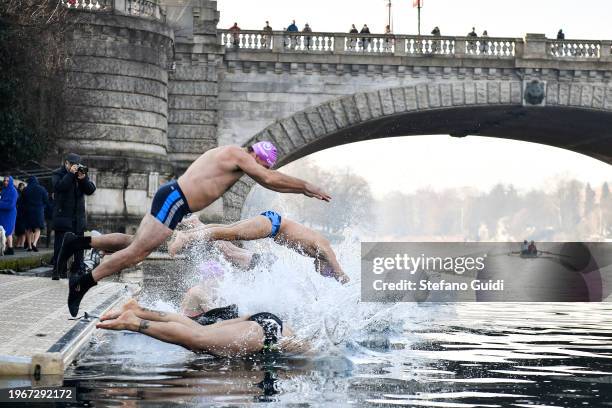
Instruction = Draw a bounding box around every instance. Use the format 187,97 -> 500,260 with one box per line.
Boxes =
64,302 -> 612,406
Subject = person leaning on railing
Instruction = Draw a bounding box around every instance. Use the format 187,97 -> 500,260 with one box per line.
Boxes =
229,22 -> 241,48
348,24 -> 359,50
287,20 -> 299,49
262,21 -> 272,49
360,24 -> 371,51
480,30 -> 489,54
383,25 -> 393,52
303,23 -> 313,50
431,26 -> 441,53
467,27 -> 478,53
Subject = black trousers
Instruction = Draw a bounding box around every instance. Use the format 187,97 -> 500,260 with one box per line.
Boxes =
53,230 -> 84,275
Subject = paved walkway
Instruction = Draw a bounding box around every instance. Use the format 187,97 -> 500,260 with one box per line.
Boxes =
0,275 -> 128,374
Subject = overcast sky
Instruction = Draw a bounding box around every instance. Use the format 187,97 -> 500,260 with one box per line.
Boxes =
218,0 -> 611,197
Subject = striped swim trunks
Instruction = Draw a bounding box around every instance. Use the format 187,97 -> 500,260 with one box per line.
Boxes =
150,180 -> 191,230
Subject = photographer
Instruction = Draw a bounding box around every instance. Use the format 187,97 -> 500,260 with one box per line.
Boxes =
51,153 -> 96,280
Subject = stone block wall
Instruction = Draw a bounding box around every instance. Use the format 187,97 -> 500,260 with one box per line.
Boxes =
61,12 -> 175,232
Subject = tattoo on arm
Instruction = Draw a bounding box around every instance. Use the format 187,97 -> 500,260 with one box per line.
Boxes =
138,319 -> 150,333
142,307 -> 167,317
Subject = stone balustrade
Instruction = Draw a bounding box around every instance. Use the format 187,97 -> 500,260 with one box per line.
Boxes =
548,39 -> 601,58
219,29 -> 611,61
62,0 -> 164,21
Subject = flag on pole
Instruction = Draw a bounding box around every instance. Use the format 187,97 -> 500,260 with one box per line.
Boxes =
413,0 -> 422,7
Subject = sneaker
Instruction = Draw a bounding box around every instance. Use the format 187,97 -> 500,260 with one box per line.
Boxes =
4,247 -> 14,256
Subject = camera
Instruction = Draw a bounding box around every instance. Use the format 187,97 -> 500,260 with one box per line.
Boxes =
76,164 -> 88,174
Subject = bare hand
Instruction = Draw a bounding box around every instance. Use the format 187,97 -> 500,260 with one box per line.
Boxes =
96,310 -> 139,331
304,183 -> 331,202
69,164 -> 78,174
77,172 -> 86,180
100,298 -> 141,321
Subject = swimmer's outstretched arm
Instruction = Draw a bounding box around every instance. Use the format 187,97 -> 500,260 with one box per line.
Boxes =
101,299 -> 202,330
97,310 -> 204,351
98,310 -> 273,356
235,150 -> 331,201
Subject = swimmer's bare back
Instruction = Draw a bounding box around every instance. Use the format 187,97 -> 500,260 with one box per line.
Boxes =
178,145 -> 331,212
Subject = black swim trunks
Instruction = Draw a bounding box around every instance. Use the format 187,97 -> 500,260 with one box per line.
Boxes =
150,180 -> 191,230
248,312 -> 283,353
190,304 -> 239,326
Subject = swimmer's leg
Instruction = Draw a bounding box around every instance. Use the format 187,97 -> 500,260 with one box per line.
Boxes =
56,232 -> 134,278
68,214 -> 172,317
317,244 -> 350,284
214,241 -> 254,270
168,216 -> 272,257
204,216 -> 273,241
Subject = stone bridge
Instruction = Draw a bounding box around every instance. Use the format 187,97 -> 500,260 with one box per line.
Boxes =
58,0 -> 612,231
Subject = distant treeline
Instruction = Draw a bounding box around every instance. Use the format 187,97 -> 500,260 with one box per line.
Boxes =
245,158 -> 612,242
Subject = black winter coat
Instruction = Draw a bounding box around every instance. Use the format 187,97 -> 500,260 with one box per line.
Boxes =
52,167 -> 96,232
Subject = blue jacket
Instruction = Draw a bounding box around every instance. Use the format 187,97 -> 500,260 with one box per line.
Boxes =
22,176 -> 50,230
0,176 -> 18,235
287,23 -> 298,32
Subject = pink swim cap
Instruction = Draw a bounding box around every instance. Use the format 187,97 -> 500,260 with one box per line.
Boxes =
199,261 -> 225,280
252,141 -> 277,167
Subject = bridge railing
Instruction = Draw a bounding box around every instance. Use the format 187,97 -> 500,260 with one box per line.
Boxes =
219,30 -> 519,58
548,39 -> 601,59
219,29 -> 612,61
61,0 -> 165,21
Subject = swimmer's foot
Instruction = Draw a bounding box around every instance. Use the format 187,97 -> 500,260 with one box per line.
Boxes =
168,232 -> 185,258
96,310 -> 139,331
68,271 -> 97,317
57,233 -> 92,278
100,298 -> 141,321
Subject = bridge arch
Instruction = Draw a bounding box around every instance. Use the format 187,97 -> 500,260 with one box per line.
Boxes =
222,80 -> 612,221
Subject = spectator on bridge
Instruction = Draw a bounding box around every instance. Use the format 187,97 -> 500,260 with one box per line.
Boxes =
14,182 -> 28,250
262,21 -> 272,49
557,29 -> 565,40
229,22 -> 241,48
51,153 -> 96,280
302,23 -> 313,50
0,176 -> 17,256
22,176 -> 49,252
360,24 -> 371,51
383,24 -> 393,52
431,26 -> 441,52
348,24 -> 359,50
467,27 -> 477,53
480,30 -> 489,54
287,20 -> 299,50
287,20 -> 298,32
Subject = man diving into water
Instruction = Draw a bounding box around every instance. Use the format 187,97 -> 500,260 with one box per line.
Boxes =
168,211 -> 350,284
57,142 -> 332,317
97,299 -> 309,357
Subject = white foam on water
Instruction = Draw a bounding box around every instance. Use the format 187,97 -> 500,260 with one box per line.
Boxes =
169,229 -> 445,358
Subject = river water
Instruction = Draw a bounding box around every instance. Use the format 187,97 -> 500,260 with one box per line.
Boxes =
64,302 -> 612,407
61,241 -> 612,406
